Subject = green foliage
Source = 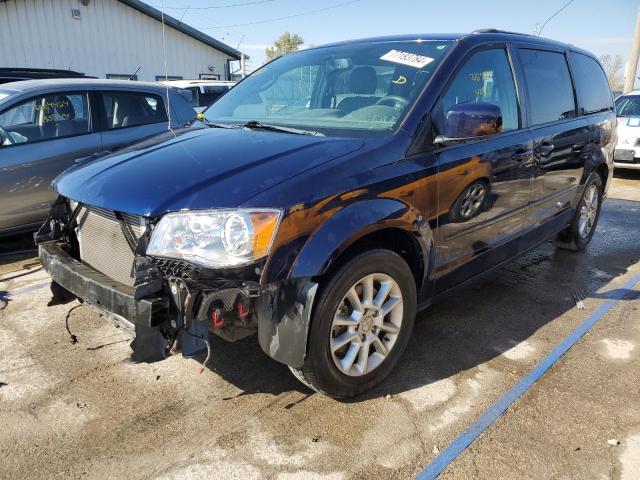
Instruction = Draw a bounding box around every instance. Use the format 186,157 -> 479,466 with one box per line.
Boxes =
265,32 -> 304,63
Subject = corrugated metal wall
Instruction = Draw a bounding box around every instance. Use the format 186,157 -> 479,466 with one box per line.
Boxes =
0,0 -> 234,81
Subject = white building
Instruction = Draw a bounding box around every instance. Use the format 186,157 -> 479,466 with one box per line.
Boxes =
0,0 -> 243,81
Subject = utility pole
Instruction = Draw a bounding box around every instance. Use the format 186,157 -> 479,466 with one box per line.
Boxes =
624,6 -> 640,93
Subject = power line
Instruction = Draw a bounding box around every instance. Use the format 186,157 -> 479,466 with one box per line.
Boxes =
153,0 -> 277,9
536,0 -> 576,36
193,0 -> 362,29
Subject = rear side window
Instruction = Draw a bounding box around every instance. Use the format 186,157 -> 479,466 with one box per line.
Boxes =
101,91 -> 167,130
568,52 -> 613,114
519,49 -> 576,126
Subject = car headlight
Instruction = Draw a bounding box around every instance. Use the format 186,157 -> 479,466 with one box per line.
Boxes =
146,209 -> 281,268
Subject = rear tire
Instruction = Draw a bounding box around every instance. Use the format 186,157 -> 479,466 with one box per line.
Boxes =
557,174 -> 603,251
289,249 -> 417,399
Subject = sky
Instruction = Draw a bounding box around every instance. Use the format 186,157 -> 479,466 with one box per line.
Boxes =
151,0 -> 638,72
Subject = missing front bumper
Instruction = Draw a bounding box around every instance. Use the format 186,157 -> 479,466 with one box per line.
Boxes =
39,242 -> 319,369
39,243 -> 169,328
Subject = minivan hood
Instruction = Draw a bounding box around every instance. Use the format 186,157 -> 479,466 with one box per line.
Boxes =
54,127 -> 364,216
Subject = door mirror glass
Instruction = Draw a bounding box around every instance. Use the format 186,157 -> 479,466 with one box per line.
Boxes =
442,101 -> 503,140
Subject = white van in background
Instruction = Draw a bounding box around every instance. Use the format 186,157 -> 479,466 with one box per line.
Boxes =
160,80 -> 236,112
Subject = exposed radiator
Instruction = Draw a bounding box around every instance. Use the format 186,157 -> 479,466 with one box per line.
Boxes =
76,206 -> 145,287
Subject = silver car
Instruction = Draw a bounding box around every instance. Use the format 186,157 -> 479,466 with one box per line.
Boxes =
0,79 -> 196,236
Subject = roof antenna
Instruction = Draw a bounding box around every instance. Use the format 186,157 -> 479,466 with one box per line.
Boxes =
536,0 -> 575,36
160,3 -> 173,133
129,66 -> 142,81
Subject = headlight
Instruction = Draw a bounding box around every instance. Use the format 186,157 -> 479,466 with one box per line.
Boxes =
146,209 -> 281,268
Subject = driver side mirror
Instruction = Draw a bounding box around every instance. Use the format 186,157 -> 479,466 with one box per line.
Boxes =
434,102 -> 503,146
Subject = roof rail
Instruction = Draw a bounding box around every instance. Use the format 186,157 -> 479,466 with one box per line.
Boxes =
472,28 -> 536,37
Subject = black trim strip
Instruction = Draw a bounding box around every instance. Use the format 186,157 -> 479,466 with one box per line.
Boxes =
114,211 -> 139,253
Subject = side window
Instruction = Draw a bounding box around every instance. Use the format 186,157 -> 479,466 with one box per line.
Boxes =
519,49 -> 576,125
101,92 -> 167,130
188,87 -> 200,108
568,52 -> 613,114
0,92 -> 91,146
262,65 -> 320,113
200,86 -> 230,107
434,48 -> 519,135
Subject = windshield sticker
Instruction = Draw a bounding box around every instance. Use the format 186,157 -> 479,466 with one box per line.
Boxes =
380,50 -> 434,69
628,117 -> 640,127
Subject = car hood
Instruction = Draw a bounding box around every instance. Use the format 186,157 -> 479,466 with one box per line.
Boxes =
616,116 -> 640,142
54,127 -> 364,216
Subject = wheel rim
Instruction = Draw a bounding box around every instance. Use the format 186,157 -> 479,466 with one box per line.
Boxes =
460,183 -> 487,218
578,184 -> 599,239
329,273 -> 403,377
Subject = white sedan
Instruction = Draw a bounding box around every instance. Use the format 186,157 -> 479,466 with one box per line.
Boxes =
614,91 -> 640,170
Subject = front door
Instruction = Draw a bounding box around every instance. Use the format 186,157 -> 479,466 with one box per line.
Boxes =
0,91 -> 101,232
430,47 -> 535,291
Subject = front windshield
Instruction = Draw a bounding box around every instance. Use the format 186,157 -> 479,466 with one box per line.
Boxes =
615,95 -> 640,117
205,40 -> 453,136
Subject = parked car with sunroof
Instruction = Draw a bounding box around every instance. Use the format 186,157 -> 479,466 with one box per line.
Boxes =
614,91 -> 640,170
0,68 -> 92,85
0,79 -> 196,236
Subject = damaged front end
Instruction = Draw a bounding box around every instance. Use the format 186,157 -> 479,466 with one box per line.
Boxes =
36,197 -> 317,368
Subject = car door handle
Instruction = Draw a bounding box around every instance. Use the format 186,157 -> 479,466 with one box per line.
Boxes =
535,143 -> 555,157
511,149 -> 532,162
571,143 -> 586,152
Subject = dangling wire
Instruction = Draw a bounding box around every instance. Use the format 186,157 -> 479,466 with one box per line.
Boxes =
160,3 -> 173,133
65,304 -> 85,344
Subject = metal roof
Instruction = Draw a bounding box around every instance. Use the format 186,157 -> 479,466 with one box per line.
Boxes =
0,78 -> 180,95
117,0 -> 242,60
315,31 -> 577,53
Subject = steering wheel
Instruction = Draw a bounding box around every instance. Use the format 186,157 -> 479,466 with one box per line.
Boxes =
0,125 -> 12,146
376,96 -> 409,109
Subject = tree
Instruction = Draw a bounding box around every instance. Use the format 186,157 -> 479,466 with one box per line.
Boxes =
265,32 -> 304,62
598,54 -> 625,92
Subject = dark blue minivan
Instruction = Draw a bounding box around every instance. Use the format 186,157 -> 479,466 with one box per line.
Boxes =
37,30 -> 615,398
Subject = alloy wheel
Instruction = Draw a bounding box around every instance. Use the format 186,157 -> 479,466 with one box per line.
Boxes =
460,183 -> 487,219
578,184 -> 599,239
329,273 -> 403,376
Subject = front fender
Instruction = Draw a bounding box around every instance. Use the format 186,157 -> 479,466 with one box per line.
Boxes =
257,197 -> 432,368
289,198 -> 426,279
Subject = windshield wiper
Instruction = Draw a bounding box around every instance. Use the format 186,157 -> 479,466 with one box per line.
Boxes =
204,121 -> 237,129
242,120 -> 324,137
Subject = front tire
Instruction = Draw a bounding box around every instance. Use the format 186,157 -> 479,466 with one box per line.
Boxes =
289,250 -> 417,399
557,174 -> 603,251
450,180 -> 490,223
